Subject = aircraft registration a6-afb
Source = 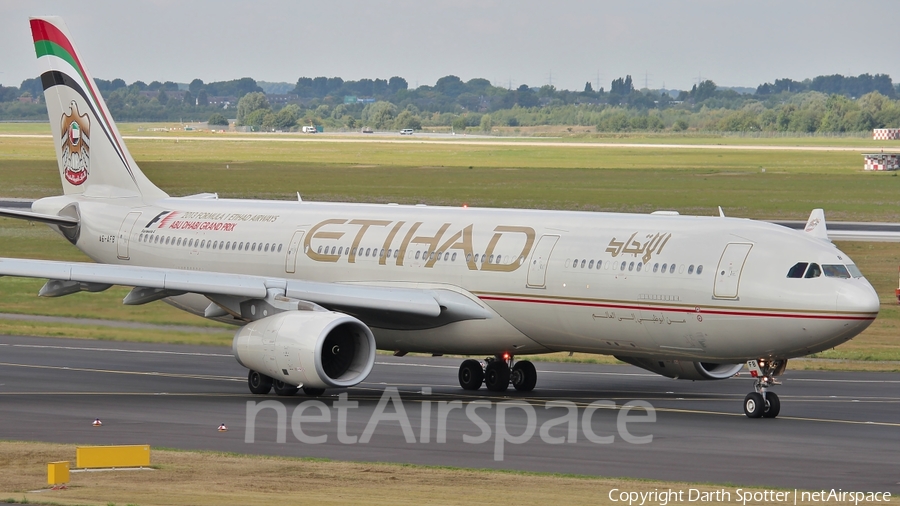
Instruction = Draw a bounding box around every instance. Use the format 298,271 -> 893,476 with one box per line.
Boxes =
0,17 -> 880,418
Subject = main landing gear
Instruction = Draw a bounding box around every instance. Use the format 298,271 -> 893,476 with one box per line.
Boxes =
246,370 -> 325,397
742,359 -> 785,419
458,354 -> 537,393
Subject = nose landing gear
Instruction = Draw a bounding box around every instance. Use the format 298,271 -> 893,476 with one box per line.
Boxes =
743,359 -> 785,419
458,354 -> 537,392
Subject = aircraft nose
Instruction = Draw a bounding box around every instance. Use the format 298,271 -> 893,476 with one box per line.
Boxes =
835,280 -> 881,316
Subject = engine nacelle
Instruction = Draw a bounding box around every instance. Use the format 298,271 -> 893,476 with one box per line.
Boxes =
233,311 -> 375,389
616,356 -> 743,380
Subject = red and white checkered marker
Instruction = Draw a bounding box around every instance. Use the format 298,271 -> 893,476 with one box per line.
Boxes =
218,423 -> 228,432
92,418 -> 102,427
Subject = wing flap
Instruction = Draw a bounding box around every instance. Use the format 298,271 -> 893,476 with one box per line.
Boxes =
0,257 -> 443,319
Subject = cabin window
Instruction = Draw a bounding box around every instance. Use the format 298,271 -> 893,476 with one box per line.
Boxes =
393,249 -> 398,259
415,251 -> 421,260
317,246 -> 322,254
219,241 -> 224,249
387,248 -> 392,257
175,238 -> 181,247
278,244 -> 283,253
620,261 -> 626,271
444,252 -> 450,261
637,262 -> 642,272
329,246 -> 334,255
237,242 -> 242,251
381,249 -> 386,258
199,240 -> 205,249
587,259 -> 594,269
579,259 -> 584,268
653,263 -> 659,273
688,265 -> 694,275
596,260 -> 602,269
225,241 -> 230,250
805,263 -> 822,278
628,262 -> 634,271
264,244 -> 270,252
451,252 -> 457,261
697,265 -> 703,275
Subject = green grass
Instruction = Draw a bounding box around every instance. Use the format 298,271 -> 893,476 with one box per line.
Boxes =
3,133 -> 900,221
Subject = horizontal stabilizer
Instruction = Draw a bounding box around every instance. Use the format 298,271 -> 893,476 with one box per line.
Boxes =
0,207 -> 79,227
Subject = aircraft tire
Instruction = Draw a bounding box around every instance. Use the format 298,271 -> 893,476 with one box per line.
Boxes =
458,359 -> 484,390
302,386 -> 326,397
273,380 -> 299,396
743,392 -> 765,418
484,360 -> 510,392
512,360 -> 537,392
248,370 -> 273,395
762,392 -> 780,418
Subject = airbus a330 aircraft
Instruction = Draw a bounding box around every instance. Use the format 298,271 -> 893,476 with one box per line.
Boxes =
0,17 -> 880,418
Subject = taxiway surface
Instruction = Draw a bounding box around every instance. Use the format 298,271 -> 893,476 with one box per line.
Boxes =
1,334 -> 898,491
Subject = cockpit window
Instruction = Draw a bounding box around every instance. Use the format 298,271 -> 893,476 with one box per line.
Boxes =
846,264 -> 863,278
822,264 -> 851,278
787,262 -> 808,278
804,263 -> 822,278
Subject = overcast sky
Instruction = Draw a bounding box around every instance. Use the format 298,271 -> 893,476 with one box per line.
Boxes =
2,1 -> 897,92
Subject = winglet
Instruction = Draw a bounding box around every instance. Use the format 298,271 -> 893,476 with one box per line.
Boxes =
803,209 -> 830,241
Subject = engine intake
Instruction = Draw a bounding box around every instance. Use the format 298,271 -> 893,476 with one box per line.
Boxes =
233,311 -> 375,389
616,356 -> 743,380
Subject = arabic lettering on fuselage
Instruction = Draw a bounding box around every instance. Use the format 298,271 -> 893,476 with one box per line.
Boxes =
605,232 -> 672,264
304,218 -> 536,272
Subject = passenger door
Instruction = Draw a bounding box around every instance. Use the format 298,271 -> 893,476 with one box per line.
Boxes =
714,243 -> 753,299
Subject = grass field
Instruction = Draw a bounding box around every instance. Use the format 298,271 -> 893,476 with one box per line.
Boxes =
0,441 -> 838,506
0,124 -> 898,365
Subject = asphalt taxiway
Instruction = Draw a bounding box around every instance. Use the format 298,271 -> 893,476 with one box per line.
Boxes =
1,334 -> 898,491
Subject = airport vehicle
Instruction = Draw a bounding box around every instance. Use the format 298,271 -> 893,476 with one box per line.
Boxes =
0,17 -> 880,418
302,125 -> 317,133
400,128 -> 414,135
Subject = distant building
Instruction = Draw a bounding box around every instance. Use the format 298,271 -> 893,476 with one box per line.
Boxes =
873,128 -> 900,140
266,94 -> 298,105
863,153 -> 900,171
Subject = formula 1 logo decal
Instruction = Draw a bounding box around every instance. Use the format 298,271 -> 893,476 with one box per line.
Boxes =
60,101 -> 90,186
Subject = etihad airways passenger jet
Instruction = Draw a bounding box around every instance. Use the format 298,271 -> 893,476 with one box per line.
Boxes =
0,17 -> 880,418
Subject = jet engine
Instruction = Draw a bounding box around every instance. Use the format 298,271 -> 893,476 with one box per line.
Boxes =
616,356 -> 743,380
233,310 -> 376,389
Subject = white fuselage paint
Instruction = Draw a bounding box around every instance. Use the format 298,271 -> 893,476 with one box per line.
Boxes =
34,194 -> 879,363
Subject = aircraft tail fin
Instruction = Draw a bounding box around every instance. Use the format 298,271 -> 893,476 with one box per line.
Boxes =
803,208 -> 830,241
30,17 -> 167,201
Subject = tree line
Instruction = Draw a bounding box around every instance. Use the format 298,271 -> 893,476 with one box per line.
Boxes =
2,72 -> 900,134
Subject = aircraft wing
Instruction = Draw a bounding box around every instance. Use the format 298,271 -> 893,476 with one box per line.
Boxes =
0,257 -> 490,327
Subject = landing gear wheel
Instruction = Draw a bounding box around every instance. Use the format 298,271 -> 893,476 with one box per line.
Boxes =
302,386 -> 326,397
248,370 -> 273,395
744,392 -> 765,418
511,360 -> 537,392
458,359 -> 484,390
273,380 -> 299,396
484,360 -> 510,392
762,391 -> 780,418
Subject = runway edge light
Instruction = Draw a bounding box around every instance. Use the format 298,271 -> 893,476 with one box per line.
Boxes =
48,461 -> 69,486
